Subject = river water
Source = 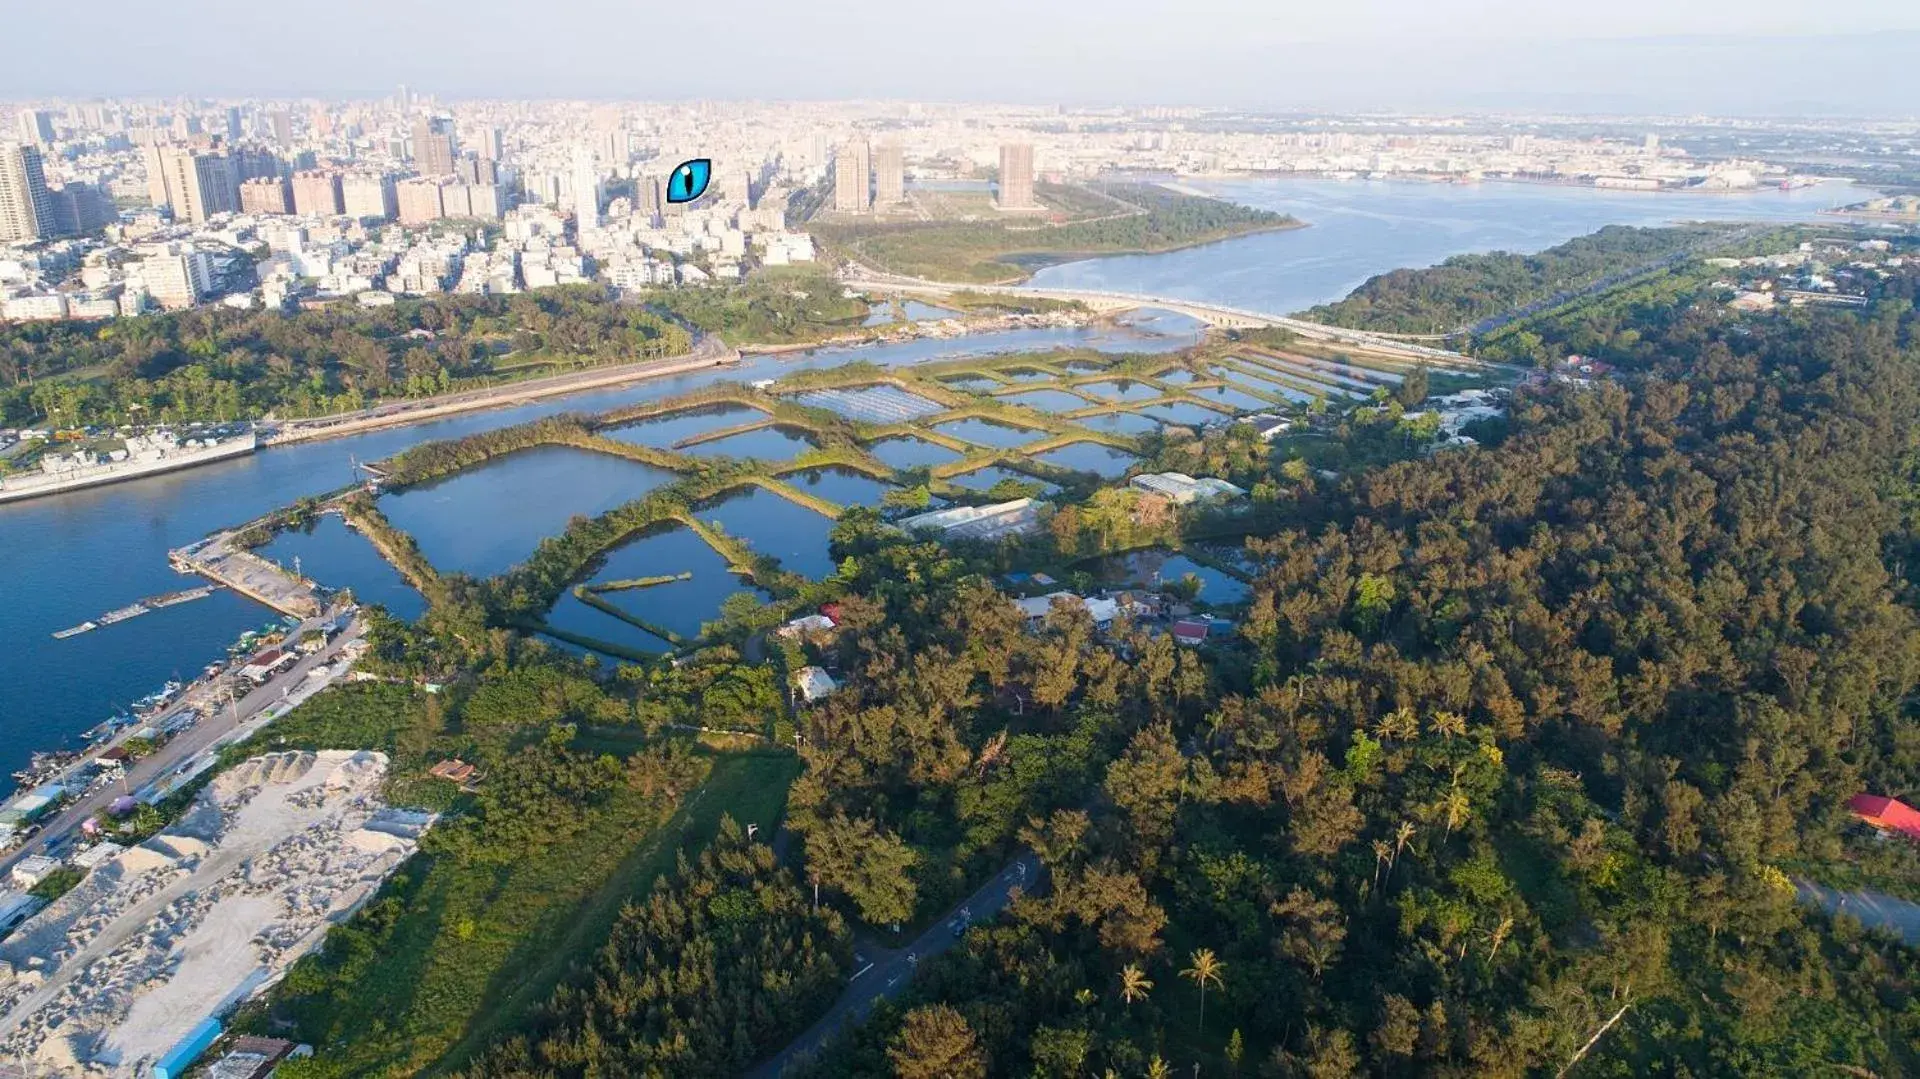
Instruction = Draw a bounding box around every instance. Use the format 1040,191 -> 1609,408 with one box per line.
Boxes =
0,178 -> 1865,787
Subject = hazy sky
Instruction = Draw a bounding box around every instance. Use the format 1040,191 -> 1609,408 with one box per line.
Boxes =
8,0 -> 1920,115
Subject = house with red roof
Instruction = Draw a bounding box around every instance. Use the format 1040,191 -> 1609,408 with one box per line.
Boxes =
1848,794 -> 1920,842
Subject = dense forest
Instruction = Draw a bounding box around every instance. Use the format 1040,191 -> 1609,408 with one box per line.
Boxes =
1302,224 -> 1746,335
811,183 -> 1297,284
775,277 -> 1920,1074
463,820 -> 852,1077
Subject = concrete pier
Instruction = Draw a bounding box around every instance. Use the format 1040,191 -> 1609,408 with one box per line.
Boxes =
169,532 -> 322,619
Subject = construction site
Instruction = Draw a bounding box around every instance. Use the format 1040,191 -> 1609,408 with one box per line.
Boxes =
0,751 -> 433,1077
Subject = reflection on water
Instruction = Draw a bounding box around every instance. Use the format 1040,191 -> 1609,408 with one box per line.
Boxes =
781,467 -> 895,508
383,446 -> 677,578
1031,442 -> 1139,478
697,487 -> 839,580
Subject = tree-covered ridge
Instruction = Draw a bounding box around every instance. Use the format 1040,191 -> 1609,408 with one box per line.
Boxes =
462,819 -> 851,1078
789,284 -> 1920,1075
0,284 -> 691,426
811,183 -> 1298,284
1302,224 -> 1742,335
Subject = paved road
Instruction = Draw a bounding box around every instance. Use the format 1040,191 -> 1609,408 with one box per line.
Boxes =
0,616 -> 364,881
746,852 -> 1041,1079
1796,878 -> 1920,945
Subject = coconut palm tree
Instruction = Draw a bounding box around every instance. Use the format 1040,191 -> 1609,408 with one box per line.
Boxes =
1119,963 -> 1154,1011
1180,948 -> 1225,1032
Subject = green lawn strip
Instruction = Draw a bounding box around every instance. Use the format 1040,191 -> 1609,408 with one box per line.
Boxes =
588,572 -> 692,592
595,388 -> 773,429
676,512 -> 759,575
1210,356 -> 1346,402
743,474 -> 845,518
670,416 -> 780,449
775,450 -> 896,484
519,619 -> 669,663
427,752 -> 805,1075
1229,351 -> 1391,398
340,497 -> 445,602
571,586 -> 689,647
568,432 -> 693,472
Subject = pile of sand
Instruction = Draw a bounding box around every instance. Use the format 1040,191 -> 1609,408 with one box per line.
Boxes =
0,750 -> 433,1076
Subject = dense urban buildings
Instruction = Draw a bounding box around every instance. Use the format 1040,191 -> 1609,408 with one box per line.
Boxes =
290,170 -> 343,217
997,142 -> 1035,209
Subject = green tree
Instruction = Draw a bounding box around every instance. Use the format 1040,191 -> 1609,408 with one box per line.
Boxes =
1180,947 -> 1226,1033
888,1005 -> 985,1079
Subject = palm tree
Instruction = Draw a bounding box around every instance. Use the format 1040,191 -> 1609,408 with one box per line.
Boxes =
1430,710 -> 1467,743
1180,948 -> 1225,1032
1119,963 -> 1154,1011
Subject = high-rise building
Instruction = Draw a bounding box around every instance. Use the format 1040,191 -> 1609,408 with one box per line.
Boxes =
0,143 -> 56,242
239,176 -> 293,215
571,145 -> 599,229
45,181 -> 115,235
833,138 -> 870,213
290,170 -> 343,216
636,173 -> 663,223
341,172 -> 397,221
153,146 -> 239,223
997,143 -> 1035,210
874,142 -> 904,206
224,106 -> 243,142
440,182 -> 471,218
16,110 -> 55,149
396,177 -> 443,224
141,249 -> 215,309
463,183 -> 502,220
397,84 -> 411,112
476,126 -> 503,162
412,117 -> 456,176
268,110 -> 293,146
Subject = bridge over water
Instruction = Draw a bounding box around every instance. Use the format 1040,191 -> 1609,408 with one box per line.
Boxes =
842,273 -> 1475,365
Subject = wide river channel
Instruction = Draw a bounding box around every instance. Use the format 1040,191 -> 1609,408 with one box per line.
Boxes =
0,177 -> 1871,787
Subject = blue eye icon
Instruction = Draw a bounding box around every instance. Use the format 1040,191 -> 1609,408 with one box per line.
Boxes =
666,159 -> 712,204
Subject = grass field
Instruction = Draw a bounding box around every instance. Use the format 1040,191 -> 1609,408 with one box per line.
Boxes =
264,751 -> 802,1078
812,182 -> 1297,284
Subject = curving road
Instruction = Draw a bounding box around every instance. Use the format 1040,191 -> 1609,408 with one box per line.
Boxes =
747,852 -> 1041,1079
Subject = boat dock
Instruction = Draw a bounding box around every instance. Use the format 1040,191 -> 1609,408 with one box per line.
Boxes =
169,532 -> 322,619
49,586 -> 223,640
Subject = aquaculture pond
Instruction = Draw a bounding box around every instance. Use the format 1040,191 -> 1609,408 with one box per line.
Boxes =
932,417 -> 1047,449
601,403 -> 768,449
780,467 -> 895,508
1189,385 -> 1277,412
867,436 -> 965,470
1140,402 -> 1228,428
947,466 -> 1061,497
1074,410 -> 1165,437
697,487 -> 840,580
1031,441 -> 1140,479
382,446 -> 677,578
1000,389 -> 1097,414
544,524 -> 770,654
1100,548 -> 1251,607
939,375 -> 1004,394
1077,379 -> 1164,403
681,424 -> 820,461
260,516 -> 426,621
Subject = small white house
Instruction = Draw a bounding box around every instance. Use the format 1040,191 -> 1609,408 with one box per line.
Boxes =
795,667 -> 838,704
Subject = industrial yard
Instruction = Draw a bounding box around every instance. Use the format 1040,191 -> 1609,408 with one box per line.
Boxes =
0,751 -> 432,1077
